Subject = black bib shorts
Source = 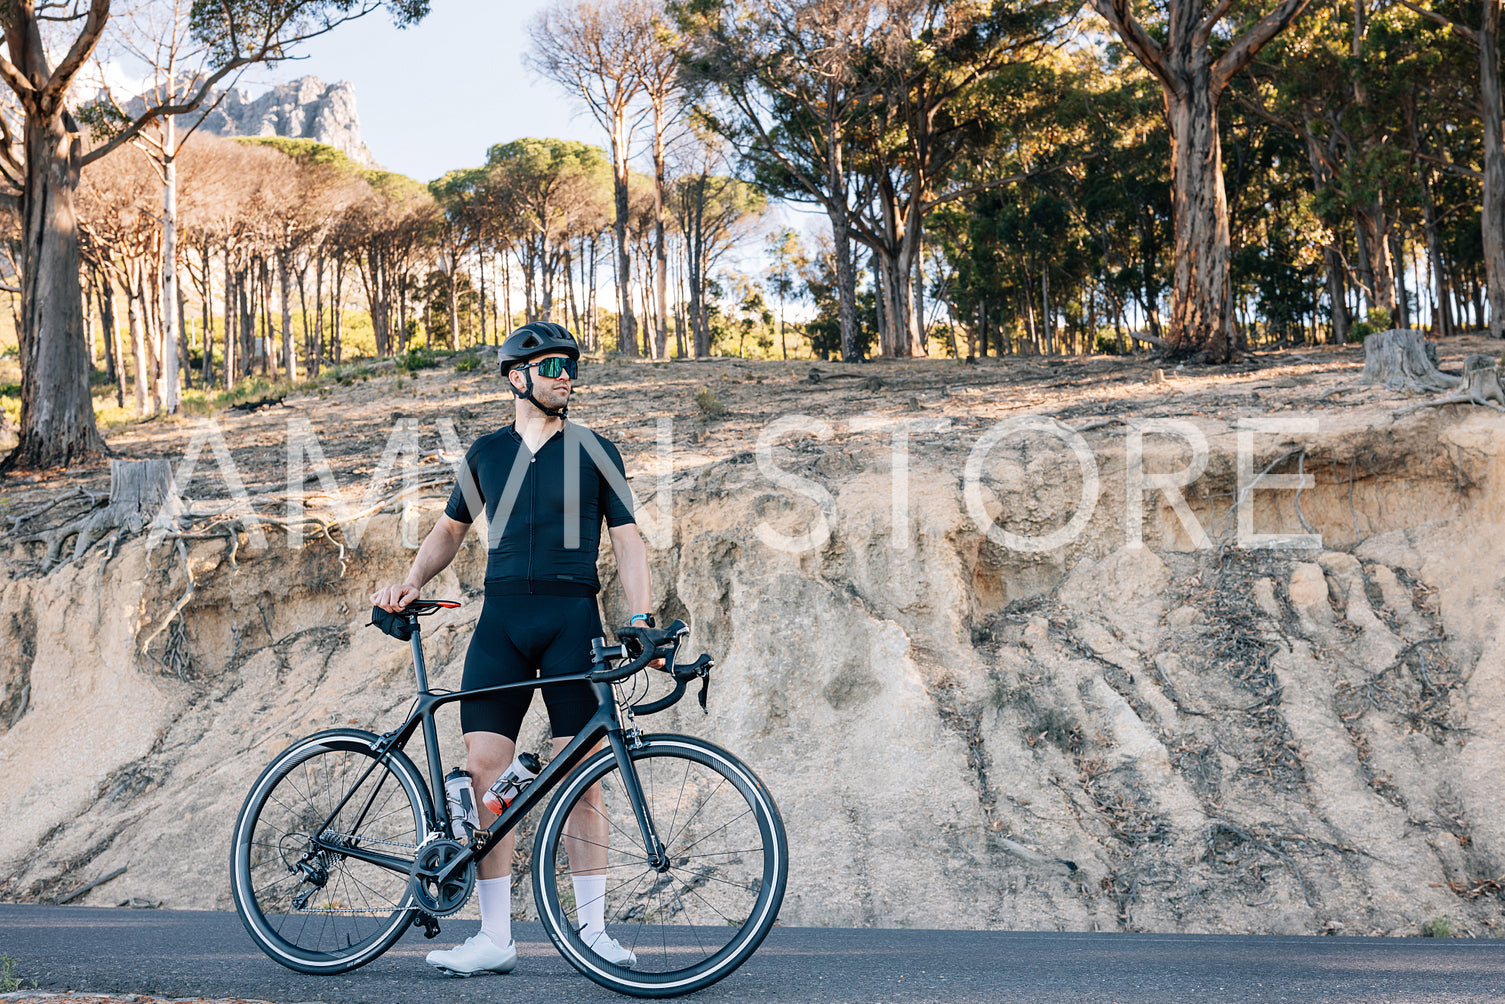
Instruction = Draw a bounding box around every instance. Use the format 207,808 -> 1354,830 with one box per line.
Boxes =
459,593 -> 603,741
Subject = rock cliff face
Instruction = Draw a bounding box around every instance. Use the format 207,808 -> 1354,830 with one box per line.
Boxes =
3,360 -> 1505,938
191,76 -> 376,167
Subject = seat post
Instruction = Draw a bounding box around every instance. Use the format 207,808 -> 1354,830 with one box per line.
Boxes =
409,620 -> 431,692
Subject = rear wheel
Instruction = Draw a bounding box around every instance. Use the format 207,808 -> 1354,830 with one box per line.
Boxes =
533,735 -> 787,997
230,729 -> 432,973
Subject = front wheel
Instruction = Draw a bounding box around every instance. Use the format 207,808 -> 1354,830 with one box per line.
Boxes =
230,729 -> 433,974
533,735 -> 788,997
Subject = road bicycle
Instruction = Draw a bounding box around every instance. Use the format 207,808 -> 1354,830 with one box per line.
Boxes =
229,599 -> 788,997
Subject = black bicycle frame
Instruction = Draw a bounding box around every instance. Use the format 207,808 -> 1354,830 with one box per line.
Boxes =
312,621 -> 671,887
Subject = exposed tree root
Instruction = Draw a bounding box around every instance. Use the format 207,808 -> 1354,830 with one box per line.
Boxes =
1394,355 -> 1505,415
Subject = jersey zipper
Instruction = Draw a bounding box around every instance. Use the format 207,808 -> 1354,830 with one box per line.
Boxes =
527,450 -> 537,593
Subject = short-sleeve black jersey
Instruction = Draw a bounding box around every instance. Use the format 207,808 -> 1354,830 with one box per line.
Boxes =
444,422 -> 635,596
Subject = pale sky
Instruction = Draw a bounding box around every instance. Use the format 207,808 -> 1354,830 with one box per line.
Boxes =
259,0 -> 599,183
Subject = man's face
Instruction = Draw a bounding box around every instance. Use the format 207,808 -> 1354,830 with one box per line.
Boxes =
510,351 -> 573,410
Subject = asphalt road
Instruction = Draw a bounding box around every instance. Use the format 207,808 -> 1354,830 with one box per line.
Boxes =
3,905 -> 1505,1003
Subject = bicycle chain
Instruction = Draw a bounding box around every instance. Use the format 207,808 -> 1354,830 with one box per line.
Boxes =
290,904 -> 416,915
320,829 -> 421,851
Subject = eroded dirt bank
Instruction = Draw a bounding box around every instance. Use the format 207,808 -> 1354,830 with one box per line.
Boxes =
3,343 -> 1505,936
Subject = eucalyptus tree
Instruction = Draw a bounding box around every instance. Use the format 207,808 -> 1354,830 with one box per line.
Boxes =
765,227 -> 806,359
528,0 -> 658,353
680,0 -> 884,361
485,138 -> 612,327
0,0 -> 428,470
1092,0 -> 1312,361
430,167 -> 489,349
668,132 -> 766,355
346,170 -> 435,356
629,0 -> 685,357
842,0 -> 1077,357
1394,0 -> 1505,337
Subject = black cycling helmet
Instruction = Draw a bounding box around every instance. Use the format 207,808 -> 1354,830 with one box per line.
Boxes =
498,321 -> 580,417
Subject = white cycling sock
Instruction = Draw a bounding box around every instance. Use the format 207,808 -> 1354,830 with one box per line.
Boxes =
574,875 -> 607,940
477,877 -> 512,948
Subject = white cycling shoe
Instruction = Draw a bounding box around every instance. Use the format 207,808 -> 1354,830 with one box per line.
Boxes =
584,929 -> 637,968
425,932 -> 517,976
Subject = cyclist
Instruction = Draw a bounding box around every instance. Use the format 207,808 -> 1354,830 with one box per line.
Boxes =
372,321 -> 650,977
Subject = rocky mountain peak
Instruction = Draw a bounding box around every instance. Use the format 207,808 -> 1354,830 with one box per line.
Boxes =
196,76 -> 377,167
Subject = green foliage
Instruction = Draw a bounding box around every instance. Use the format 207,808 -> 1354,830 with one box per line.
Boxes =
0,952 -> 30,993
1349,309 -> 1394,343
693,385 -> 725,418
178,377 -> 301,416
397,346 -> 446,374
189,0 -> 430,68
454,356 -> 479,373
233,136 -> 363,175
1421,917 -> 1455,938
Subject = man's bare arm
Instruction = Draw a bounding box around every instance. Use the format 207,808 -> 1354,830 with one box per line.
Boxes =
608,522 -> 652,617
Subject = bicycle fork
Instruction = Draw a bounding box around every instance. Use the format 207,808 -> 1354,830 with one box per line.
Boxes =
607,728 -> 670,871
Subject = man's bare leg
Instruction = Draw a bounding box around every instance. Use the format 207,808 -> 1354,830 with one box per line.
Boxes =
555,736 -> 621,958
425,730 -> 518,974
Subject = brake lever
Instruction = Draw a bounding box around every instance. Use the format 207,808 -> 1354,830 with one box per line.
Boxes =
696,657 -> 713,713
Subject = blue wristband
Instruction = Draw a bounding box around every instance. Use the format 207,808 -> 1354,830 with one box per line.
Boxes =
629,613 -> 650,625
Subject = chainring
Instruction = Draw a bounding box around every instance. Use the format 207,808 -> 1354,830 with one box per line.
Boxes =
409,837 -> 476,917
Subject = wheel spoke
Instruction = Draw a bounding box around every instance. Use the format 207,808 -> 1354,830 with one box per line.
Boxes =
234,739 -> 424,971
538,742 -> 785,990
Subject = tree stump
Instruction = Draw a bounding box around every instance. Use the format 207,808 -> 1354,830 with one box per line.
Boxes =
24,459 -> 181,570
104,458 -> 179,533
1359,329 -> 1461,394
1459,354 -> 1505,406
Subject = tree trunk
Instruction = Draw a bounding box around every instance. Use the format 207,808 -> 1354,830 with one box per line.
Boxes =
279,251 -> 296,380
1391,231 -> 1410,329
222,249 -> 234,390
652,96 -> 669,360
611,108 -> 636,355
445,253 -> 460,350
334,257 -> 344,364
1322,247 -> 1350,344
126,264 -> 148,416
82,271 -> 95,369
100,270 -> 124,408
199,244 -> 212,385
314,252 -> 324,374
1355,203 -> 1397,317
502,249 -> 512,339
6,108 -> 105,469
1165,84 -> 1235,361
911,227 -> 927,356
1482,0 -> 1505,338
160,116 -> 181,413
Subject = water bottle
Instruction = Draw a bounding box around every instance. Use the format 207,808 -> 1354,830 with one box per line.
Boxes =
482,752 -> 542,814
443,768 -> 478,840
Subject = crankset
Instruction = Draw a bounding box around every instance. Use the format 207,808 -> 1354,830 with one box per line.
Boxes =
409,837 -> 475,917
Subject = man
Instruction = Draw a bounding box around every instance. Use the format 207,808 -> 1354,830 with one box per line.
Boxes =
372,321 -> 650,977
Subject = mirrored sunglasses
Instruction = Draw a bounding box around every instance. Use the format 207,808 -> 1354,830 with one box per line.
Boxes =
521,357 -> 578,380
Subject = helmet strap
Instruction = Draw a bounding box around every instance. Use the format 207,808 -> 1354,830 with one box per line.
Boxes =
509,366 -> 568,418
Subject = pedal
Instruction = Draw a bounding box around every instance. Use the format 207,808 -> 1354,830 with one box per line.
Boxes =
413,911 -> 442,939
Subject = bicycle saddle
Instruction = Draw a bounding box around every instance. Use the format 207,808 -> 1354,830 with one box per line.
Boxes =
404,599 -> 461,615
369,599 -> 460,641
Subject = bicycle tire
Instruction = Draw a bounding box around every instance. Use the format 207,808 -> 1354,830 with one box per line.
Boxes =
532,735 -> 787,997
230,729 -> 433,974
